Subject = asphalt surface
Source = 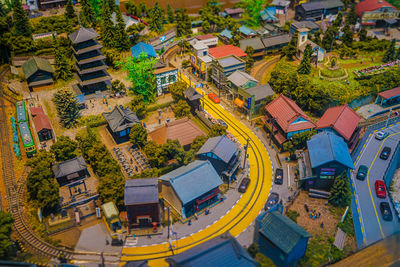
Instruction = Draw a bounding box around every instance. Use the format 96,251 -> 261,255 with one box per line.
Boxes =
352,122 -> 400,246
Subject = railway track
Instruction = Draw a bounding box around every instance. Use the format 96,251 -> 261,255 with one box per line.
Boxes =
0,68 -> 75,260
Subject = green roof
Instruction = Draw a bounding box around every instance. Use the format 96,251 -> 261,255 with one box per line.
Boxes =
258,211 -> 311,254
22,56 -> 54,79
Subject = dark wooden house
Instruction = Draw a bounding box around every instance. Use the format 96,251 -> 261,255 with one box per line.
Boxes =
22,57 -> 54,92
124,178 -> 160,229
295,0 -> 343,21
103,106 -> 140,143
69,27 -> 111,94
52,156 -> 89,186
183,86 -> 203,112
37,0 -> 67,10
30,107 -> 53,142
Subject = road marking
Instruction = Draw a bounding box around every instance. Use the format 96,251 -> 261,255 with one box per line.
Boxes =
366,131 -> 400,239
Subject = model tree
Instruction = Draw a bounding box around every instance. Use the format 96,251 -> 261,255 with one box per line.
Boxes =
53,88 -> 81,128
297,44 -> 312,74
202,20 -> 210,33
80,0 -> 96,27
383,39 -> 396,63
148,2 -> 164,33
26,151 -> 60,212
333,11 -> 343,27
100,0 -> 115,48
167,4 -> 175,23
245,46 -> 255,73
281,32 -> 298,60
114,8 -> 130,51
129,94 -> 147,119
139,1 -> 147,17
346,5 -> 357,25
329,172 -> 351,207
358,27 -> 367,42
53,36 -> 73,81
13,0 -> 31,37
168,81 -> 187,101
0,211 -> 13,259
0,2 -> 8,17
50,136 -> 78,162
231,24 -> 241,46
322,26 -> 338,51
98,173 -> 125,207
129,123 -> 148,148
209,124 -> 227,137
341,23 -> 353,47
65,0 -> 76,19
172,100 -> 191,118
117,52 -> 158,102
242,0 -> 266,27
125,0 -> 138,16
175,8 -> 191,37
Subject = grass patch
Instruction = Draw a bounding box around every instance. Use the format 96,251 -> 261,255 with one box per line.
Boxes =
320,68 -> 346,78
77,114 -> 106,128
337,209 -> 355,237
191,116 -> 210,135
286,210 -> 300,223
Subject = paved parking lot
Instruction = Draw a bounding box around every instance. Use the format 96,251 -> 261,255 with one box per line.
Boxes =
352,123 -> 400,246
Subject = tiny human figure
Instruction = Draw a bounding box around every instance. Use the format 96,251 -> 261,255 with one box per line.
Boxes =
304,204 -> 309,212
147,234 -> 151,239
320,222 -> 324,228
105,238 -> 109,245
188,220 -> 192,226
318,212 -> 321,218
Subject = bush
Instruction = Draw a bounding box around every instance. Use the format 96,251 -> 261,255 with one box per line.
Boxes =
286,210 -> 300,223
320,68 -> 345,78
77,114 -> 107,127
146,100 -> 174,112
337,209 -> 355,237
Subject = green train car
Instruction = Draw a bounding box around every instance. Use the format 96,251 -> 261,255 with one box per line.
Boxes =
16,101 -> 28,123
18,121 -> 36,157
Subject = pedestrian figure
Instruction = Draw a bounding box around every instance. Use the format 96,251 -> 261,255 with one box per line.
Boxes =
133,234 -> 136,240
147,234 -> 151,239
188,220 -> 192,226
361,58 -> 363,64
320,222 -> 324,228
105,238 -> 109,245
318,212 -> 321,218
304,204 -> 309,212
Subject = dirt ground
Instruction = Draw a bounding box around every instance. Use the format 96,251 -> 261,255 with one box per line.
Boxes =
287,191 -> 341,237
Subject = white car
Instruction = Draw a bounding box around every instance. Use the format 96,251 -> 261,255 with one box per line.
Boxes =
375,131 -> 389,140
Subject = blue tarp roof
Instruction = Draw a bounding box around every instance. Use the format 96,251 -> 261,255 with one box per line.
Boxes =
160,160 -> 223,205
260,8 -> 277,22
196,135 -> 238,163
307,132 -> 354,169
240,25 -> 256,36
130,41 -> 157,58
75,94 -> 85,104
220,28 -> 233,39
166,233 -> 257,267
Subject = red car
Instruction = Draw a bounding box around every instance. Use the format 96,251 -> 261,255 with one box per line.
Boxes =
208,93 -> 220,104
375,180 -> 387,198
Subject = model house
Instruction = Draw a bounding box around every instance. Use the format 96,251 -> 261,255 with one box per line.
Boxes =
22,56 -> 54,91
183,86 -> 203,112
255,210 -> 311,267
210,55 -> 246,89
222,8 -> 244,19
124,178 -> 160,229
262,34 -> 291,53
296,28 -> 325,62
153,59 -> 178,95
356,0 -> 399,27
52,156 -> 89,186
131,41 -> 157,59
295,0 -> 343,21
160,160 -> 223,219
263,94 -> 316,146
30,107 -> 53,142
103,106 -> 140,143
290,21 -> 320,35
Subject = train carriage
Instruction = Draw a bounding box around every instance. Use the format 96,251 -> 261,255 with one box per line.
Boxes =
18,121 -> 36,157
16,101 -> 27,123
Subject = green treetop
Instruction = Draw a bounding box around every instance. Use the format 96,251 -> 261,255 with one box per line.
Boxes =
383,39 -> 396,63
53,36 -> 73,81
53,88 -> 81,128
175,8 -> 191,37
65,0 -> 76,19
129,123 -> 148,148
298,44 -> 312,74
80,0 -> 96,27
0,211 -> 13,259
116,52 -> 158,102
114,8 -> 130,51
167,4 -> 175,23
100,0 -> 115,48
341,23 -> 353,47
13,0 -> 31,37
242,0 -> 266,27
50,136 -> 78,162
329,172 -> 351,207
148,2 -> 165,33
281,31 -> 298,60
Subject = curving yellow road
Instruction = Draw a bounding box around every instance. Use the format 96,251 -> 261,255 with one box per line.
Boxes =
121,93 -> 273,265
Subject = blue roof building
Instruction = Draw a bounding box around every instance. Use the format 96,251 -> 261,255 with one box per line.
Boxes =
220,28 -> 233,40
255,209 -> 311,267
160,160 -> 223,219
303,132 -> 354,190
240,25 -> 257,37
260,8 -> 278,23
166,233 -> 257,267
130,42 -> 157,59
196,135 -> 239,181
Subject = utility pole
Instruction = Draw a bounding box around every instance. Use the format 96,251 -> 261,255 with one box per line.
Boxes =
386,108 -> 393,128
167,206 -> 170,239
243,138 -> 249,169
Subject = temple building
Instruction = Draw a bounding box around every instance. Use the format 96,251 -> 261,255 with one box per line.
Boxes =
69,27 -> 111,95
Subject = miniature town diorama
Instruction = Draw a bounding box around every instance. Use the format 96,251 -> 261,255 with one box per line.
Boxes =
0,0 -> 400,266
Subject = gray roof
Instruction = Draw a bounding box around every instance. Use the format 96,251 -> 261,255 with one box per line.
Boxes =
103,106 -> 140,132
291,21 -> 320,30
300,1 -> 324,11
218,56 -> 244,68
272,0 -> 290,7
183,86 -> 203,101
239,38 -> 265,51
69,27 -> 99,44
246,84 -> 275,101
197,135 -> 238,163
321,0 -> 343,9
166,233 -> 257,267
262,34 -> 291,48
52,156 -> 87,179
227,70 -> 258,88
124,178 -> 159,205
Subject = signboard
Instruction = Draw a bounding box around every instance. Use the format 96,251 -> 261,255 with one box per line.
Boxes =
320,168 -> 335,179
160,35 -> 166,42
362,10 -> 399,21
247,97 -> 252,109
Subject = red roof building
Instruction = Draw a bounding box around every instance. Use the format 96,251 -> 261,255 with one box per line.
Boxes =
356,0 -> 399,25
316,105 -> 361,142
377,86 -> 400,99
376,87 -> 400,108
264,94 -> 316,144
30,107 -> 53,142
209,45 -> 247,59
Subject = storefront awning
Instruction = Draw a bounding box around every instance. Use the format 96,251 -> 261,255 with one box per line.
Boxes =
384,18 -> 397,25
234,98 -> 244,108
